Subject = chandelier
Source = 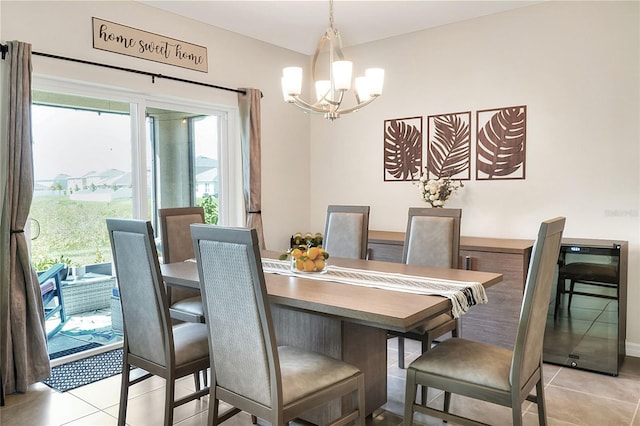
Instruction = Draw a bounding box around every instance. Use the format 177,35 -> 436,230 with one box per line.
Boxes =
281,0 -> 384,121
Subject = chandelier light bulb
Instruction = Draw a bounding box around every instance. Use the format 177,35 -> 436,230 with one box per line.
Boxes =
281,77 -> 295,102
355,76 -> 371,102
366,68 -> 385,96
331,60 -> 353,91
282,67 -> 303,97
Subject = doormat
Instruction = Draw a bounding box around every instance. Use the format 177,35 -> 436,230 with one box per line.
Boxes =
43,348 -> 124,392
49,342 -> 103,360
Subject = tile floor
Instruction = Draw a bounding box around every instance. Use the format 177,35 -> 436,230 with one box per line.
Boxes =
2,337 -> 640,426
46,309 -> 123,360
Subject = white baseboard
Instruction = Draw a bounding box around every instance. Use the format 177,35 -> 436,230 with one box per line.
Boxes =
626,341 -> 640,358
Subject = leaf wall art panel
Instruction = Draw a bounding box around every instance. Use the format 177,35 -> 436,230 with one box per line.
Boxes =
427,111 -> 471,180
476,105 -> 527,180
383,116 -> 423,181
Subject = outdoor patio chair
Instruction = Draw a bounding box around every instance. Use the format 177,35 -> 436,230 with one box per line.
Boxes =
39,263 -> 67,339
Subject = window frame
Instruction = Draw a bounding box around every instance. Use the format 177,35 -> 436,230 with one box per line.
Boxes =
32,76 -> 243,228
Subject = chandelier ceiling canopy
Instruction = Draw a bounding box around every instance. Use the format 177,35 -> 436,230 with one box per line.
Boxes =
281,0 -> 384,121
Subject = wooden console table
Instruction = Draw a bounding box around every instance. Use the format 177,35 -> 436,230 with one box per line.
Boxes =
368,230 -> 534,349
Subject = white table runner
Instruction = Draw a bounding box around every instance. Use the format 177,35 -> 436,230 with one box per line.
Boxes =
261,259 -> 487,318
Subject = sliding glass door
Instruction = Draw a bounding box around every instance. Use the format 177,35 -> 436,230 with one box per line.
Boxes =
31,92 -> 132,358
30,83 -> 238,361
146,107 -> 223,228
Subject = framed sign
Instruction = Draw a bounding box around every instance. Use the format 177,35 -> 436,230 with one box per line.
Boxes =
92,17 -> 208,72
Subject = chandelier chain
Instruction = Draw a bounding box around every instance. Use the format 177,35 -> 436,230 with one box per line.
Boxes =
329,0 -> 334,30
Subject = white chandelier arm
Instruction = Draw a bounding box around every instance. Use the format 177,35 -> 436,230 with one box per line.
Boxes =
317,89 -> 345,107
328,94 -> 380,116
289,93 -> 380,118
311,28 -> 345,83
289,96 -> 332,114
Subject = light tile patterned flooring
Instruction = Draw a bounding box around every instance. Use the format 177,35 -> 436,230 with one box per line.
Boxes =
2,337 -> 640,425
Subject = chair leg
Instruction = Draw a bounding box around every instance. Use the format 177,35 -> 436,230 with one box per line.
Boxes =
512,404 -> 523,426
444,391 -> 451,413
404,369 -> 417,426
165,378 -> 175,426
210,395 -> 219,426
554,276 -> 564,318
193,372 -> 201,392
202,368 -> 209,387
419,336 -> 434,405
536,378 -> 548,426
568,280 -> 576,310
398,336 -> 405,369
117,357 -> 131,426
354,374 -> 366,426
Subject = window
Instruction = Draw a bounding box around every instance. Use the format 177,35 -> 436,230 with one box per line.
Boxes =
146,108 -> 223,227
31,94 -> 132,269
30,81 -> 240,353
30,87 -> 239,271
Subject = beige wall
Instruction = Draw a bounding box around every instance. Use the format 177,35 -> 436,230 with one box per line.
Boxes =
308,1 -> 640,352
0,0 -> 312,252
2,1 -> 639,353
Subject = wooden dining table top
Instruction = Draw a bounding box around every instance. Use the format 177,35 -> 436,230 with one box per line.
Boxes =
161,249 -> 503,333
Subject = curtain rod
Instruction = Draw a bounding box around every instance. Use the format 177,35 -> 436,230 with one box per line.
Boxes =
0,43 -> 246,96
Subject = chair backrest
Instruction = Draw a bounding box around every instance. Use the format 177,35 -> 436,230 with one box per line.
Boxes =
402,207 -> 461,268
323,205 -> 370,259
511,217 -> 565,389
191,224 -> 279,408
38,263 -> 65,294
159,207 -> 205,263
106,218 -> 173,368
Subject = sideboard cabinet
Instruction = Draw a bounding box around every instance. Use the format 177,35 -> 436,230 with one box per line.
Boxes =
368,230 -> 533,349
368,231 -> 629,369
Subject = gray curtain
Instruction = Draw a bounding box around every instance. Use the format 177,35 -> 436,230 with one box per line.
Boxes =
0,41 -> 50,405
238,88 -> 265,249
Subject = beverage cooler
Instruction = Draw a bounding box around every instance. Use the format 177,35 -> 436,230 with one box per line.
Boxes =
544,238 -> 627,376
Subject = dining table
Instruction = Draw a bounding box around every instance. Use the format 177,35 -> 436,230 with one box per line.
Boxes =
161,249 -> 503,422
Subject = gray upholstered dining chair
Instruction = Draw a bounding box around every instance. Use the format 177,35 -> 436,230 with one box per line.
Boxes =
389,207 -> 462,370
404,217 -> 565,426
159,206 -> 205,323
323,205 -> 370,259
106,218 -> 210,426
191,224 -> 366,426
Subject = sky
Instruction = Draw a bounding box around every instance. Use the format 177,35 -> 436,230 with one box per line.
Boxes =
32,105 -> 131,181
31,104 -> 218,181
